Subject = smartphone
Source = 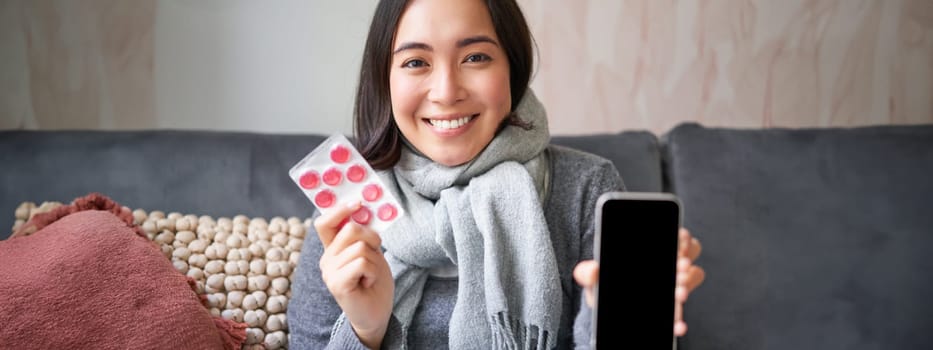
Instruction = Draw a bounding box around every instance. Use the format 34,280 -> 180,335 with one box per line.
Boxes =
592,192 -> 680,349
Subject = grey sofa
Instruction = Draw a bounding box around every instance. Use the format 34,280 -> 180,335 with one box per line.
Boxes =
2,122 -> 932,349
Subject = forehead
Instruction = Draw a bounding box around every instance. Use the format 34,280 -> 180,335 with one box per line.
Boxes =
393,0 -> 498,46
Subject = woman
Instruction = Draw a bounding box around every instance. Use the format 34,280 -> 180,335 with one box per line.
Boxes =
288,0 -> 705,348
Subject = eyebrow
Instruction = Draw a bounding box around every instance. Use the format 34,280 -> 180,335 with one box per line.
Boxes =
392,35 -> 500,54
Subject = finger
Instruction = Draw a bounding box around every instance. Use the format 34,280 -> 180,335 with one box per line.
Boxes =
319,232 -> 385,283
332,240 -> 383,272
675,285 -> 688,303
675,298 -> 683,322
573,260 -> 599,307
684,265 -> 706,293
677,256 -> 691,273
314,200 -> 362,248
679,228 -> 691,255
319,223 -> 381,278
584,288 -> 595,308
674,320 -> 688,337
687,237 -> 702,261
331,256 -> 380,295
573,260 -> 599,287
328,221 -> 383,257
674,302 -> 687,336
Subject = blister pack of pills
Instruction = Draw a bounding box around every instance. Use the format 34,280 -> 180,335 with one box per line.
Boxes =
288,134 -> 404,233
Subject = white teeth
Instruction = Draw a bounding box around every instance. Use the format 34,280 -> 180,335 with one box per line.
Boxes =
429,115 -> 473,129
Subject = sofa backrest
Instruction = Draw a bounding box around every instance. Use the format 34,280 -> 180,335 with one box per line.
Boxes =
552,131 -> 663,192
6,124 -> 933,350
0,130 -> 663,239
0,130 -> 324,238
664,123 -> 933,350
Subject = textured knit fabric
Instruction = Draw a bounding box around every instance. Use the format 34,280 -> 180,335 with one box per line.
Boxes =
0,194 -> 247,350
288,145 -> 625,349
368,90 -> 560,349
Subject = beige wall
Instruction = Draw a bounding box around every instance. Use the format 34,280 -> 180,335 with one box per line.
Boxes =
2,0 -> 932,136
520,0 -> 933,135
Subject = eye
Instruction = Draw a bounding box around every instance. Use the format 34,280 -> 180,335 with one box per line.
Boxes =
464,53 -> 491,63
402,59 -> 428,68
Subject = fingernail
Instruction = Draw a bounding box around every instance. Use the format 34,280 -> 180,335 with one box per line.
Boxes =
345,200 -> 361,209
678,257 -> 691,271
674,322 -> 687,336
676,286 -> 688,301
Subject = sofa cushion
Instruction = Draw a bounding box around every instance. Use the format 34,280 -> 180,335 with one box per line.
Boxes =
0,130 -> 327,240
552,131 -> 663,192
664,123 -> 933,349
0,194 -> 246,349
9,195 -> 308,349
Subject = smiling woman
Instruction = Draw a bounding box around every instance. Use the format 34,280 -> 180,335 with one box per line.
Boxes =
388,0 -> 513,167
287,0 -> 704,349
352,0 -> 534,170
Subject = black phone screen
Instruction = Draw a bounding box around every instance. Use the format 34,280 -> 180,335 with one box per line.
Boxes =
593,192 -> 680,349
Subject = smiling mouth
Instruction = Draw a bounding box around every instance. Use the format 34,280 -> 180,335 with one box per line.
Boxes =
425,114 -> 479,130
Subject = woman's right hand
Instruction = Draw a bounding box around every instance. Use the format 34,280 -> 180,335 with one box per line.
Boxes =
314,200 -> 394,349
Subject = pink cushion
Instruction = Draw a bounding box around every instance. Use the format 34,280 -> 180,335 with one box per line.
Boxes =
0,194 -> 246,349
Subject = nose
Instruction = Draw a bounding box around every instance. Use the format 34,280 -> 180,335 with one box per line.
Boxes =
427,64 -> 467,105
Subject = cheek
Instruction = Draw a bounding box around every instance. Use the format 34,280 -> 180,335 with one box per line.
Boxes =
389,73 -> 422,120
482,70 -> 512,121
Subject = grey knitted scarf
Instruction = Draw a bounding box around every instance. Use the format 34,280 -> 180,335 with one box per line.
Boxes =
380,90 -> 561,349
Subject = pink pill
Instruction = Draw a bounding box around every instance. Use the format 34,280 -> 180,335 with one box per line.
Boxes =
347,164 -> 367,183
299,171 -> 320,189
362,184 -> 382,202
377,203 -> 398,221
330,145 -> 351,164
351,206 -> 372,225
322,167 -> 342,186
314,190 -> 336,208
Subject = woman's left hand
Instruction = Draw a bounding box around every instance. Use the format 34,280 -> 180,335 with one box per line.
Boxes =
674,228 -> 705,336
573,228 -> 706,337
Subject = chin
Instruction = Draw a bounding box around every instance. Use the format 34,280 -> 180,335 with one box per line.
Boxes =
429,150 -> 476,167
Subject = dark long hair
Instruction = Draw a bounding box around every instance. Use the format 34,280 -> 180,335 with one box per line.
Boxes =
353,0 -> 535,170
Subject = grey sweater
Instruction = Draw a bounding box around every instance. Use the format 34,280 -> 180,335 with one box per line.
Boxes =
287,145 -> 625,349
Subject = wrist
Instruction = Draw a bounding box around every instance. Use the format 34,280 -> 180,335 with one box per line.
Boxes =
352,322 -> 388,350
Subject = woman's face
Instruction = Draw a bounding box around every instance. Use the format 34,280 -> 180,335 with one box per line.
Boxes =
389,0 -> 511,167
